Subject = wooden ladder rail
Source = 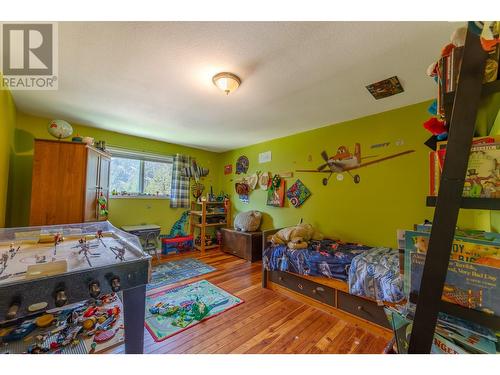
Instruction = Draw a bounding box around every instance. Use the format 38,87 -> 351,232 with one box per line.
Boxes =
408,29 -> 488,353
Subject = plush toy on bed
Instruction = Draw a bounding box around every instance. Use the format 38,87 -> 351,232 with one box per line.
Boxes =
269,223 -> 323,249
234,210 -> 262,232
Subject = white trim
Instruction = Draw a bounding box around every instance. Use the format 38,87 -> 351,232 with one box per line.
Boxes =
107,146 -> 173,163
110,195 -> 169,200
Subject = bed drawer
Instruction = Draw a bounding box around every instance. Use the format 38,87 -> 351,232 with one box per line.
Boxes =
337,291 -> 390,328
269,271 -> 335,307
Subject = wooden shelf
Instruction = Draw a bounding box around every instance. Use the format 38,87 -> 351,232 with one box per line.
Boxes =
426,196 -> 500,210
195,201 -> 225,205
194,222 -> 227,228
410,294 -> 499,331
190,211 -> 226,217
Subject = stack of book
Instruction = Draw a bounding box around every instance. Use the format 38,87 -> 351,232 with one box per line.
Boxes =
429,136 -> 500,198
384,305 -> 498,354
391,225 -> 500,353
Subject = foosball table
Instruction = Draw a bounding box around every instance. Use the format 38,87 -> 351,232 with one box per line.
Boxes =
0,221 -> 151,354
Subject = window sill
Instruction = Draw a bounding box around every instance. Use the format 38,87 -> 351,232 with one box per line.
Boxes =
110,195 -> 170,200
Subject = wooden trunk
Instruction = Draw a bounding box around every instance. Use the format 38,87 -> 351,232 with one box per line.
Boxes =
221,228 -> 262,262
30,139 -> 111,226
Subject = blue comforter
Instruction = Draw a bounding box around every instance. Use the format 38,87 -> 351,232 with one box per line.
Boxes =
263,239 -> 404,303
348,247 -> 404,303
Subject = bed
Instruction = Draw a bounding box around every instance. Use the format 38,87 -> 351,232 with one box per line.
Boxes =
262,228 -> 404,333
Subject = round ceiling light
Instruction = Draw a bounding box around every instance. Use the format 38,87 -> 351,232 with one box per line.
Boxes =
212,72 -> 241,95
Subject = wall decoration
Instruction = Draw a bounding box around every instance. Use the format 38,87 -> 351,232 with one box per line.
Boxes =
266,175 -> 286,207
296,143 -> 415,186
258,151 -> 272,163
236,156 -> 249,174
365,76 -> 404,100
286,179 -> 311,208
224,164 -> 233,175
235,182 -> 250,204
182,160 -> 209,182
191,182 -> 205,200
247,172 -> 259,190
370,142 -> 390,149
258,172 -> 270,190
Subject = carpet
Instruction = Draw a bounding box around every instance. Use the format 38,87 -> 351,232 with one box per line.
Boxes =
147,258 -> 216,291
144,280 -> 244,342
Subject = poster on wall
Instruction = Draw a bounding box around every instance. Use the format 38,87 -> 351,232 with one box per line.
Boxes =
259,151 -> 272,163
266,175 -> 286,207
286,179 -> 311,208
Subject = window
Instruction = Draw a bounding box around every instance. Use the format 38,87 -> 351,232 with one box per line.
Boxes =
109,147 -> 173,198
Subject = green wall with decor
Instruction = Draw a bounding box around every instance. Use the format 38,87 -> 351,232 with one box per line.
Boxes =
218,100 -> 492,249
0,88 -> 16,227
8,111 -> 220,234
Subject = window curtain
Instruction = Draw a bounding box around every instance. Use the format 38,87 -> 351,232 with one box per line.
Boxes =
170,154 -> 191,208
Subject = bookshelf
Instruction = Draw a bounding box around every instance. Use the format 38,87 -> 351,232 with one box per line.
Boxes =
409,29 -> 500,353
189,199 -> 231,254
426,196 -> 500,210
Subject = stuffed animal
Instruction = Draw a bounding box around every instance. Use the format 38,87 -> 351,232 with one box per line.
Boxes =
269,223 -> 323,249
233,210 -> 262,232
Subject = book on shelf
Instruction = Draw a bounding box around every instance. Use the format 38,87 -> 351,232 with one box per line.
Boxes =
428,136 -> 500,198
403,230 -> 500,316
383,305 -> 497,354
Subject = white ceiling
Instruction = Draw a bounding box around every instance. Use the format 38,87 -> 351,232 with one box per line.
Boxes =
11,21 -> 463,152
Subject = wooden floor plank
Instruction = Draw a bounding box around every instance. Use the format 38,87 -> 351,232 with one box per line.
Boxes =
109,250 -> 390,354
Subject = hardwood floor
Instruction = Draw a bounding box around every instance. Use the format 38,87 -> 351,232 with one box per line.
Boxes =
110,250 -> 391,354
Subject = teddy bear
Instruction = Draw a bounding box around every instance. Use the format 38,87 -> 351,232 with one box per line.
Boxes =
269,223 -> 323,249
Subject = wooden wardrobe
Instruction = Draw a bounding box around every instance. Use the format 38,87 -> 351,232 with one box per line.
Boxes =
29,139 -> 111,226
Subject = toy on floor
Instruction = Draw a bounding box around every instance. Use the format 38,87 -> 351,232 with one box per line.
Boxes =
167,210 -> 190,238
0,293 -> 123,354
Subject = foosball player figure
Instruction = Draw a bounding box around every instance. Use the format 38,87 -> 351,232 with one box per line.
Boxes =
53,233 -> 62,256
96,230 -> 106,248
2,252 -> 9,268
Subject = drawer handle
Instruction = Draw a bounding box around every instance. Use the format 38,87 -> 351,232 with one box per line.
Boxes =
278,276 -> 283,281
312,286 -> 325,294
297,283 -> 303,290
357,305 -> 364,311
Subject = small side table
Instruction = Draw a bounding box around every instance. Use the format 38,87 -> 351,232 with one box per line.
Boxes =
121,224 -> 161,260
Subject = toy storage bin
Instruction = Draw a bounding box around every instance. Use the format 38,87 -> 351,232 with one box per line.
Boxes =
160,235 -> 194,255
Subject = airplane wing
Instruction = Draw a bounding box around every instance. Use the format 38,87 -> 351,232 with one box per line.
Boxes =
343,150 -> 415,171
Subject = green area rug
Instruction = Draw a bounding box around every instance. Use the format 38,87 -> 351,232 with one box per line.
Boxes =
147,258 -> 216,291
144,280 -> 243,342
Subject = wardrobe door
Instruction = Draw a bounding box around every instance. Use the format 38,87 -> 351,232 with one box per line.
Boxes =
97,155 -> 111,221
84,148 -> 100,222
30,141 -> 61,225
57,142 -> 87,224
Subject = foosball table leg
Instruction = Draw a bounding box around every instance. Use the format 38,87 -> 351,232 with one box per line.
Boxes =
123,284 -> 146,354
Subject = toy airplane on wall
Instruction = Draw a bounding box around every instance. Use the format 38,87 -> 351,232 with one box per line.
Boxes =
296,143 -> 415,185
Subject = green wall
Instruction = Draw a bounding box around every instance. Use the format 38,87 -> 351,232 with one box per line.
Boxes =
0,88 -> 16,227
8,112 -> 220,234
219,101 -> 490,249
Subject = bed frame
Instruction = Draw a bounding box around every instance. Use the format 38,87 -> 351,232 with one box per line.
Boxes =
261,228 -> 393,339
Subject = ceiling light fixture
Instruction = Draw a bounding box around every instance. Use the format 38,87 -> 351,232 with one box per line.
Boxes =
212,72 -> 241,95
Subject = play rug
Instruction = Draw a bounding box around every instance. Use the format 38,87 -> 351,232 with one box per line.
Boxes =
147,258 -> 216,291
144,280 -> 244,342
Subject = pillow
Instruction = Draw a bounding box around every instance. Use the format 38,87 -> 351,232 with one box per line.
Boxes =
234,211 -> 262,232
